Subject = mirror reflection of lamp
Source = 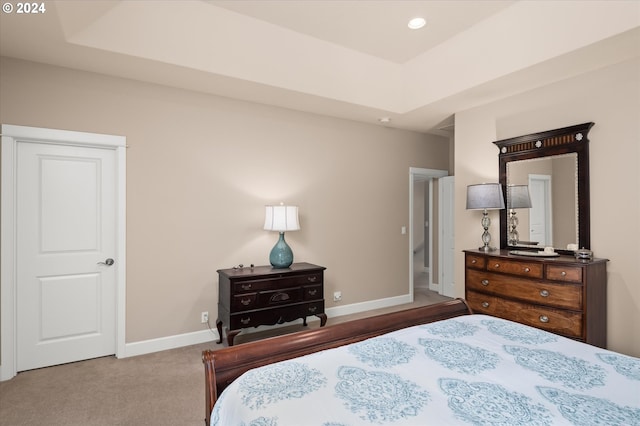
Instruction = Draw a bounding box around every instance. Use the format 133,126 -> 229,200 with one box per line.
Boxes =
466,183 -> 505,251
507,185 -> 532,245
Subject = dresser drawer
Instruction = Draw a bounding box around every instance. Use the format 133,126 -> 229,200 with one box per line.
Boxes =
486,257 -> 543,278
229,301 -> 324,329
546,265 -> 583,283
256,287 -> 303,308
231,293 -> 258,311
465,254 -> 486,270
303,284 -> 323,300
466,290 -> 583,339
233,273 -> 322,293
466,269 -> 583,310
466,290 -> 499,314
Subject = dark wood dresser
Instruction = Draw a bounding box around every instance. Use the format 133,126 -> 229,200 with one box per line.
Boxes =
216,262 -> 326,346
464,249 -> 607,347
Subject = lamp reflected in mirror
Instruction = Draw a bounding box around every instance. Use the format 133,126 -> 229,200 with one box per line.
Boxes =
506,184 -> 532,246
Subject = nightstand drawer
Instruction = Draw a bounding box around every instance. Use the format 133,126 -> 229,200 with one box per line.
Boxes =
486,257 -> 543,278
466,269 -> 583,310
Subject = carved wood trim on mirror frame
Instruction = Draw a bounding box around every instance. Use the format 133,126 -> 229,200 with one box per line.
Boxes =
494,122 -> 594,254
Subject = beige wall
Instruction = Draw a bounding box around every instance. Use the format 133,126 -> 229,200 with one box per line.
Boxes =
0,57 -> 450,343
455,58 -> 640,357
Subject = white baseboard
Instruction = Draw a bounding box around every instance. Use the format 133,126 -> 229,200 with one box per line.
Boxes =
325,293 -> 412,317
122,329 -> 218,358
120,293 -> 413,358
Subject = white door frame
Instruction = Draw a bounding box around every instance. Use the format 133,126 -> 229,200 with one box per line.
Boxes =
438,176 -> 455,298
409,168 -> 448,301
1,124 -> 127,381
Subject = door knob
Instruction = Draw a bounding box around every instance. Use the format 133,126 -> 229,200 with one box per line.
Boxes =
98,258 -> 115,266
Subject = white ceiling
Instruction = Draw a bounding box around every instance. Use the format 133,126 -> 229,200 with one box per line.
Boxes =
1,1 -> 639,133
209,1 -> 514,64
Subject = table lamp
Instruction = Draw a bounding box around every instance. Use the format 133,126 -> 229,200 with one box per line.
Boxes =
466,183 -> 505,251
264,203 -> 300,268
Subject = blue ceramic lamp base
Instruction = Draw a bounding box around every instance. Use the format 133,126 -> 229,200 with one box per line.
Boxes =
269,232 -> 294,269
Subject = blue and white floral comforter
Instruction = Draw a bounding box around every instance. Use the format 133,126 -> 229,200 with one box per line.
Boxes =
211,314 -> 640,425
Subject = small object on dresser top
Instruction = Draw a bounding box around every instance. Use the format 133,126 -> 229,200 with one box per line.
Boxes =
509,250 -> 559,257
575,248 -> 593,261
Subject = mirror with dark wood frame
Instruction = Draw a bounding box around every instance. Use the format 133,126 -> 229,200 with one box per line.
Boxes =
494,122 -> 593,254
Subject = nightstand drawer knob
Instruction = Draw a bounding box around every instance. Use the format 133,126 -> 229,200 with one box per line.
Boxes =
494,263 -> 500,268
240,317 -> 251,325
307,276 -> 318,283
481,279 -> 489,286
241,284 -> 252,290
524,267 -> 530,273
540,290 -> 550,297
308,306 -> 317,313
471,259 -> 477,264
539,315 -> 549,323
561,271 -> 567,276
481,302 -> 490,308
308,289 -> 317,296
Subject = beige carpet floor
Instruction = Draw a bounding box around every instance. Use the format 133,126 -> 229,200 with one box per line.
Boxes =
0,288 -> 451,426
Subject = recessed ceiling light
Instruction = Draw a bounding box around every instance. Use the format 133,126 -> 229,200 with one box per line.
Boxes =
408,17 -> 426,30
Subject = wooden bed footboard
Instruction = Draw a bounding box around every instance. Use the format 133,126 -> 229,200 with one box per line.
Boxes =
202,298 -> 472,425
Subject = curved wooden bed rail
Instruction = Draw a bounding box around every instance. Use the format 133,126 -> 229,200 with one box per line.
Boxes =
202,298 -> 472,425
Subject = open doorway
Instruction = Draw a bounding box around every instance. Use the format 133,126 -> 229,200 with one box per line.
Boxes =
409,168 -> 451,302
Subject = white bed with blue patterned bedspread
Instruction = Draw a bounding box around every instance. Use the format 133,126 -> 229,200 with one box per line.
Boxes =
210,314 -> 639,425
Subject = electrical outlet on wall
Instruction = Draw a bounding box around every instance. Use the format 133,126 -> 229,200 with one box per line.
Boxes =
201,311 -> 209,324
333,291 -> 342,302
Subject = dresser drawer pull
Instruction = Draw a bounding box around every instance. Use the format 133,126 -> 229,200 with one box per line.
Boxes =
308,289 -> 317,296
540,290 -> 550,297
241,284 -> 252,291
240,317 -> 251,325
539,315 -> 549,323
240,298 -> 251,306
481,279 -> 489,286
471,259 -> 477,264
308,306 -> 317,313
494,263 -> 500,268
270,292 -> 290,303
524,267 -> 530,273
307,276 -> 318,283
561,271 -> 567,276
481,302 -> 490,308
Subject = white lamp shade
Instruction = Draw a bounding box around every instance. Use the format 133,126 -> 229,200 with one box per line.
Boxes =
507,185 -> 532,209
466,183 -> 505,210
264,205 -> 300,232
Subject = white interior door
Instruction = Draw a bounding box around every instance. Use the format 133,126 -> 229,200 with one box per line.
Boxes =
16,142 -> 117,371
529,174 -> 552,246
